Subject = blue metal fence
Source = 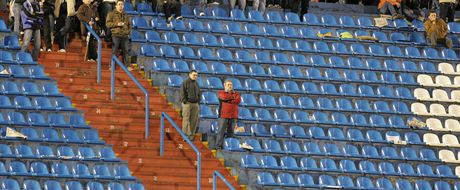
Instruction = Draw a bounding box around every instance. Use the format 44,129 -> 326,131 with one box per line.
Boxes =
213,170 -> 235,190
160,112 -> 201,190
110,56 -> 150,139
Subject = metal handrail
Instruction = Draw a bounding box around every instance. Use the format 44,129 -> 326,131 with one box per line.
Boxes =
160,112 -> 201,190
213,171 -> 235,190
83,23 -> 102,84
110,56 -> 150,139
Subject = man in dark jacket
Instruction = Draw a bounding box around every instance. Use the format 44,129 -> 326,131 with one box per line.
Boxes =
106,0 -> 131,67
180,70 -> 201,141
21,0 -> 43,61
215,79 -> 245,150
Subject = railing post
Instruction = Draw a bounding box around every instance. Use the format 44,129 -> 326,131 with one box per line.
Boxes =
213,172 -> 217,190
83,23 -> 101,84
110,57 -> 115,100
212,171 -> 236,190
160,113 -> 164,156
145,94 -> 149,139
197,152 -> 201,190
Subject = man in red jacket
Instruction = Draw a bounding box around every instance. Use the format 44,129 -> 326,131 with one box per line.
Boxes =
215,80 -> 242,150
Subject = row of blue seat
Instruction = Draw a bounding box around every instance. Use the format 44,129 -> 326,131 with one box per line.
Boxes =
0,161 -> 135,180
139,42 -> 458,62
0,144 -> 117,161
168,75 -> 418,95
127,4 -> 424,32
256,172 -> 457,190
1,178 -> 144,190
204,105 -> 419,127
224,132 -> 431,156
215,122 -> 428,142
204,90 -> 414,109
0,111 -> 89,129
5,127 -> 104,144
131,23 -> 427,46
0,50 -> 36,65
0,81 -> 62,97
0,95 -> 75,112
148,56 -> 438,75
1,65 -> 49,80
242,155 -> 456,178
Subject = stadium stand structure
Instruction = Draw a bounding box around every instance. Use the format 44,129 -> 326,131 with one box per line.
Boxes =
129,4 -> 460,190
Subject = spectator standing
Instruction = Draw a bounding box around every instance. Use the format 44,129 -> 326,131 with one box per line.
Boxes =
215,80 -> 241,150
12,0 -> 25,33
180,70 -> 201,141
253,0 -> 266,13
106,0 -> 131,67
42,0 -> 54,52
378,0 -> 403,17
401,0 -> 424,21
230,0 -> 245,10
99,0 -> 115,41
21,0 -> 43,61
161,0 -> 182,22
424,11 -> 453,48
439,0 -> 456,22
54,0 -> 77,52
77,0 -> 99,61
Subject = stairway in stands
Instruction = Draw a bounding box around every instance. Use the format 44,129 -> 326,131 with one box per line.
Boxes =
38,37 -> 240,190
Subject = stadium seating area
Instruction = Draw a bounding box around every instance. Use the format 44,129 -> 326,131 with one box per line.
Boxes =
0,20 -> 143,190
130,4 -> 460,189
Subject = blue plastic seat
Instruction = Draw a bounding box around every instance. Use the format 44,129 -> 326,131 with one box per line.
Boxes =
72,164 -> 92,179
219,35 -> 238,48
420,61 -> 437,74
8,111 -> 28,125
182,33 -> 201,46
435,181 -> 452,190
282,81 -> 302,93
351,43 -> 370,55
140,44 -> 158,57
223,138 -> 244,151
357,177 -> 377,189
343,70 -> 361,82
328,128 -> 346,140
401,61 -> 418,72
293,110 -> 311,123
151,59 -> 172,72
417,164 -> 436,177
357,16 -> 373,28
340,159 -> 360,173
355,100 -> 372,112
281,26 -> 301,38
339,15 -> 356,27
409,32 -> 426,45
300,157 -> 320,171
254,108 -> 275,122
200,105 -> 217,118
398,163 -> 416,176
291,53 -> 309,66
191,61 -> 210,74
86,182 -> 104,190
188,20 -> 207,32
377,178 -> 396,190
347,128 -> 366,142
202,34 -> 219,47
319,175 -> 339,188
114,165 -> 135,180
207,21 -> 226,34
44,180 -> 63,190
245,78 -> 263,91
309,126 -> 327,139
317,97 -> 335,111
274,109 -> 294,123
216,49 -> 235,62
423,47 -> 441,60
170,19 -> 188,31
415,181 -> 432,190
374,101 -> 393,113
9,65 -> 28,78
247,10 -> 266,22
343,144 -> 361,157
263,25 -> 282,37
263,80 -> 282,93
9,161 -> 28,176
16,144 -> 36,158
302,82 -> 320,94
284,12 -> 301,24
260,155 -> 281,169
347,57 -> 365,69
145,31 -> 161,43
131,17 -> 150,29
276,39 -> 295,51
268,65 -> 288,78
282,141 -> 303,154
322,14 -> 339,26
30,162 -> 50,177
51,163 -> 72,178
250,124 -> 270,137
436,165 -> 456,178
405,46 -> 423,58
238,107 -> 255,120
244,23 -> 264,36
240,154 -> 260,168
303,13 -> 321,25
391,32 -> 410,44
389,116 -> 409,128
93,164 -> 113,179
211,7 -> 228,19
279,157 -> 301,171
400,147 -> 421,161
314,41 -> 331,53
359,160 -> 379,174
257,172 -> 277,186
2,179 -> 20,190
449,22 -> 460,33
323,143 -> 342,156
265,11 -> 284,24
162,32 -> 181,44
320,158 -> 340,172
255,51 -> 275,64
16,52 -> 36,64
399,73 -> 417,85
362,145 -> 380,159
324,69 -> 343,82
230,8 -> 247,21
297,174 -> 319,188
299,27 -> 317,39
36,145 -> 56,159
235,50 -> 256,63
263,139 -> 284,154
65,181 -> 83,190
313,111 -> 332,124
78,147 -> 98,161
259,95 -> 277,108
303,142 -> 322,155
332,112 -> 352,125
289,125 -> 309,138
286,66 -> 305,79
306,67 -> 324,80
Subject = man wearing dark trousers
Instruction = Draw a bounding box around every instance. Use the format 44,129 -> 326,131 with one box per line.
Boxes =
161,0 -> 182,22
180,70 -> 201,141
106,0 -> 131,67
439,0 -> 456,22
